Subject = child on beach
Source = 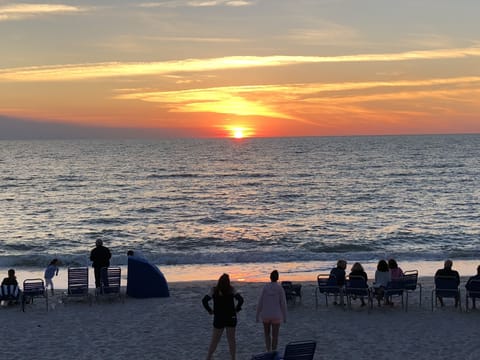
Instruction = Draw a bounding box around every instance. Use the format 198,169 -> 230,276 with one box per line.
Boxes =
44,259 -> 59,295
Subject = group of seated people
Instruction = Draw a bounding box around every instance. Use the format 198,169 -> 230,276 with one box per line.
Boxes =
328,259 -> 480,308
328,258 -> 405,307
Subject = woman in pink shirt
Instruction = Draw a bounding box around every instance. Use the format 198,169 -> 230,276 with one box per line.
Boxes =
256,270 -> 287,352
388,258 -> 404,280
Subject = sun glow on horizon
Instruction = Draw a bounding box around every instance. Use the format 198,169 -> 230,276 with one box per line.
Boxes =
225,125 -> 254,139
233,128 -> 244,139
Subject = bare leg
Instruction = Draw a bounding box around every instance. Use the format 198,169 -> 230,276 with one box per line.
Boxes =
271,323 -> 281,351
206,327 -> 223,360
263,322 -> 272,351
225,327 -> 236,360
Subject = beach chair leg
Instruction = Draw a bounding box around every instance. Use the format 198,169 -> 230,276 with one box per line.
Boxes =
431,290 -> 434,311
419,285 -> 422,307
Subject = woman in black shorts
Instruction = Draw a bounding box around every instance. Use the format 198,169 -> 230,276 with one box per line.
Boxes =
202,273 -> 244,360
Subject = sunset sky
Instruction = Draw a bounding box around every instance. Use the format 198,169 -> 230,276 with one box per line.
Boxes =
1,0 -> 479,138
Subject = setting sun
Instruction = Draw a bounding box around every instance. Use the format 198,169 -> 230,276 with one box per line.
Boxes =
233,128 -> 244,139
224,125 -> 254,139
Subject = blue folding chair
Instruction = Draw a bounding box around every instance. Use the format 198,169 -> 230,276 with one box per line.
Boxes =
315,274 -> 342,308
403,270 -> 422,311
384,279 -> 404,308
0,284 -> 20,305
62,267 -> 92,305
251,351 -> 279,360
279,340 -> 316,360
282,281 -> 302,304
432,275 -> 461,311
22,278 -> 48,312
97,266 -> 123,302
465,279 -> 480,311
345,275 -> 372,309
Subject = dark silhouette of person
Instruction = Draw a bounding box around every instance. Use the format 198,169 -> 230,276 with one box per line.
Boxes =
465,265 -> 480,309
434,259 -> 460,307
1,269 -> 18,287
90,239 -> 111,288
202,273 -> 244,360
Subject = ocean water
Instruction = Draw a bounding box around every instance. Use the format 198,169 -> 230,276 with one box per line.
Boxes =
1,135 -> 479,280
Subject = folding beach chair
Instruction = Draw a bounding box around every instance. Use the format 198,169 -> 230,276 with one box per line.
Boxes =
403,270 -> 422,311
62,267 -> 92,305
315,274 -> 343,308
0,284 -> 20,305
278,340 -> 316,360
384,279 -> 404,308
251,351 -> 279,360
432,275 -> 461,311
281,281 -> 302,304
97,266 -> 123,302
22,278 -> 48,312
465,279 -> 480,311
345,275 -> 372,309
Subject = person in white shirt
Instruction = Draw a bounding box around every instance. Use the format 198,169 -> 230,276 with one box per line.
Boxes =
256,270 -> 287,352
373,260 -> 391,306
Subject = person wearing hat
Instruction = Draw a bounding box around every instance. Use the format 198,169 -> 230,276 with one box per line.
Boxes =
90,239 -> 112,288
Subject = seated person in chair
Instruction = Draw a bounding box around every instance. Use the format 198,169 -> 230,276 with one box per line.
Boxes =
465,265 -> 480,309
435,259 -> 460,307
1,269 -> 20,305
330,259 -> 347,305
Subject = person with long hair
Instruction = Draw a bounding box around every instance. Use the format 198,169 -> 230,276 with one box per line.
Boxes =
373,260 -> 391,306
349,262 -> 368,306
44,258 -> 59,296
388,258 -> 404,280
202,273 -> 244,360
256,270 -> 287,352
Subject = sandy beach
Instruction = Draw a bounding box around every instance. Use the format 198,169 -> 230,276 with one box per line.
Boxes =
1,277 -> 479,360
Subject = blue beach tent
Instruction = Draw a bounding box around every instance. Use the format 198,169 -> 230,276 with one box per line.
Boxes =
127,256 -> 170,298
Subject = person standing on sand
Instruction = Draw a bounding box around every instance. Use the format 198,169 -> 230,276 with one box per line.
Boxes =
256,270 -> 287,352
90,239 -> 111,289
44,258 -> 59,295
202,273 -> 244,360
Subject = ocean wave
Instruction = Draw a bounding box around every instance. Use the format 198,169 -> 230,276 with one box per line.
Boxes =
146,173 -> 200,179
1,248 -> 479,269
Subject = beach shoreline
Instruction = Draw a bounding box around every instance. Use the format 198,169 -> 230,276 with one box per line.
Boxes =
2,258 -> 479,288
